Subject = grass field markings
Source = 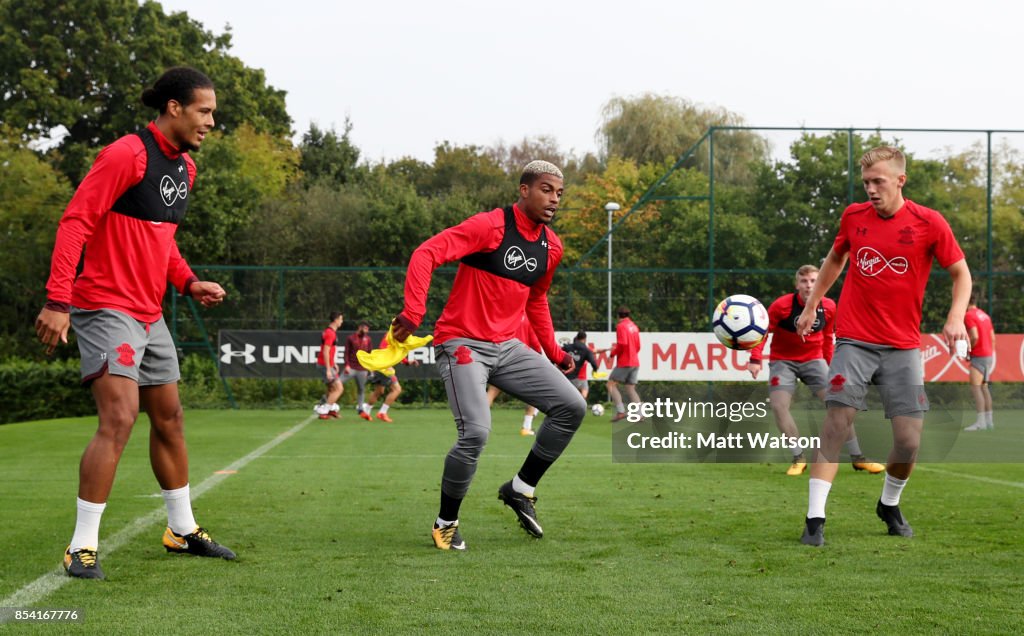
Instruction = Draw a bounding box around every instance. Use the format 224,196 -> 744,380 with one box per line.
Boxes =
915,465 -> 1024,489
0,414 -> 316,619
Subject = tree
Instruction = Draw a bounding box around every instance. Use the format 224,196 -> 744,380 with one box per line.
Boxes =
597,93 -> 768,184
549,156 -> 760,331
0,0 -> 291,182
749,131 -> 887,268
299,120 -> 361,186
0,129 -> 72,357
180,124 -> 300,263
485,135 -> 566,176
410,142 -> 509,209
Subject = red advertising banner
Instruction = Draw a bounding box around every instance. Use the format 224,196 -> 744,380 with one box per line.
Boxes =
557,331 -> 1024,383
921,333 -> 1024,382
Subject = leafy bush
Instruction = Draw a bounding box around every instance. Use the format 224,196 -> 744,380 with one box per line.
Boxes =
0,359 -> 94,424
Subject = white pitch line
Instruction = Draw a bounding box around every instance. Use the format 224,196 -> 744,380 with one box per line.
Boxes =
915,465 -> 1024,489
0,415 -> 314,618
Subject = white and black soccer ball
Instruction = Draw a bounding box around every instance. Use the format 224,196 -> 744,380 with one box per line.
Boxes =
591,403 -> 605,417
712,294 -> 769,350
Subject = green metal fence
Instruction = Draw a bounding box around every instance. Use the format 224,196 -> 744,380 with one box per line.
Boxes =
170,126 -> 1024,402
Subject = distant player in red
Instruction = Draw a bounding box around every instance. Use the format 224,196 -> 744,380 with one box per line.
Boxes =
601,306 -> 641,422
962,297 -> 995,431
748,265 -> 884,476
390,160 -> 583,551
315,312 -> 345,420
796,146 -> 970,546
34,67 -> 235,579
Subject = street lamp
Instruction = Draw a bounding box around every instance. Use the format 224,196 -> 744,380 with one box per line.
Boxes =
604,202 -> 620,332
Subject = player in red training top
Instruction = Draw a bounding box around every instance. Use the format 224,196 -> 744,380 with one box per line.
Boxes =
34,67 -> 235,579
600,306 -> 641,422
795,146 -> 971,546
962,296 -> 996,431
390,160 -> 584,551
315,311 -> 345,419
748,265 -> 884,476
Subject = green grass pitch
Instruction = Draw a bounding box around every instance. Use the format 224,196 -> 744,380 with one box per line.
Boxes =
1,408 -> 1022,633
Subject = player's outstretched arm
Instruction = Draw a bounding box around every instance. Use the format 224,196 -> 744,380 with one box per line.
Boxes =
943,259 -> 971,354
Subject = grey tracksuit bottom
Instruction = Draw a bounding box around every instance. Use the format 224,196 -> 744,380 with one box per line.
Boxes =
435,338 -> 587,498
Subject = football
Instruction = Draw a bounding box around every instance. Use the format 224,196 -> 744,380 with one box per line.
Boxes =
591,403 -> 605,417
712,294 -> 769,350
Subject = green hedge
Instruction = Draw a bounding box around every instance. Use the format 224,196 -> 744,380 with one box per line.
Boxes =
0,359 -> 96,424
179,355 -> 453,410
0,355 -> 460,424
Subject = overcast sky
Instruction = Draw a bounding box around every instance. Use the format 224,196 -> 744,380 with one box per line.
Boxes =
158,0 -> 1023,163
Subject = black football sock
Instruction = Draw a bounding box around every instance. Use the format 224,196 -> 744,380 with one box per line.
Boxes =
438,490 -> 463,524
517,450 -> 554,488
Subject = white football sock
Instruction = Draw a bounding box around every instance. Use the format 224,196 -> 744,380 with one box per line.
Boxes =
435,517 -> 456,528
379,404 -> 390,415
522,414 -> 534,431
880,473 -> 908,506
512,474 -> 535,497
69,498 -> 107,551
162,484 -> 198,536
807,478 -> 832,519
985,411 -> 993,427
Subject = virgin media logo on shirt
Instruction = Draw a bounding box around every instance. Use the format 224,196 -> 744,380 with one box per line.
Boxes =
855,247 -> 908,277
504,246 -> 537,272
160,175 -> 188,206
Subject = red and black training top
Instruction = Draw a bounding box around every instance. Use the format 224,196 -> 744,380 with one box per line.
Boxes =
398,204 -> 569,366
45,122 -> 198,323
749,293 -> 836,365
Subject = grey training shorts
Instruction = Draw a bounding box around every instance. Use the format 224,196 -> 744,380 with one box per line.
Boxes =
368,371 -> 397,388
767,359 -> 828,395
71,307 -> 180,386
969,355 -> 993,383
317,363 -> 340,386
609,366 -> 639,384
824,339 -> 927,419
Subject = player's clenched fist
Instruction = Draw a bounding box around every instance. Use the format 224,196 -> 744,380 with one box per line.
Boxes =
189,281 -> 226,307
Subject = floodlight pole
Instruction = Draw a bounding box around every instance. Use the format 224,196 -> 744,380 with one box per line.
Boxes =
605,202 -> 620,333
